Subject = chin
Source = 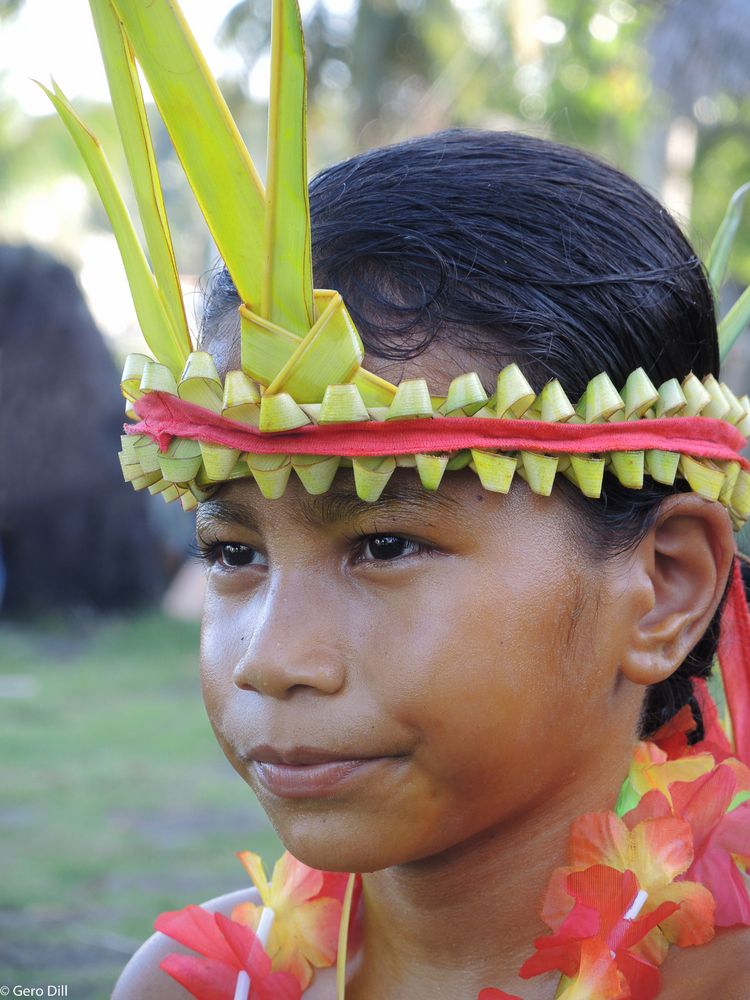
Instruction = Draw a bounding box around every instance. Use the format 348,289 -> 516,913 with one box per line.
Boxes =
263,805 -> 411,874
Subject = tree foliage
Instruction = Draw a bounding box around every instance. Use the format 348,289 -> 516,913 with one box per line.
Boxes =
214,0 -> 750,274
2,0 -> 749,279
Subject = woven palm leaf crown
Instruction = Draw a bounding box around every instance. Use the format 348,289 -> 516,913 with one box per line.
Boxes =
46,0 -> 750,524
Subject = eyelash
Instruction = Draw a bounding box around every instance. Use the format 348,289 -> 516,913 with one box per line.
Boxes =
193,532 -> 434,569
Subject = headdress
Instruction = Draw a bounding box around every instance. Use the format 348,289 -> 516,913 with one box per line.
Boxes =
45,3 -> 750,999
43,0 -> 750,521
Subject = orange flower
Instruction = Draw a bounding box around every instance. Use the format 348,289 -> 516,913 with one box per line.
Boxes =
555,941 -> 629,1000
627,767 -> 750,927
542,809 -> 714,963
231,850 -> 344,990
628,741 -> 715,804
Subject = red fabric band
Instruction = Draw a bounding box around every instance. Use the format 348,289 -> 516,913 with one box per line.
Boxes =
129,391 -> 749,466
719,561 -> 750,765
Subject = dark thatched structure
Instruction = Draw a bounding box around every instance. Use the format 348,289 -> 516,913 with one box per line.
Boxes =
0,244 -> 171,616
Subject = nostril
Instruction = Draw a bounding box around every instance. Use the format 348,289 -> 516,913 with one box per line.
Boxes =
232,675 -> 256,692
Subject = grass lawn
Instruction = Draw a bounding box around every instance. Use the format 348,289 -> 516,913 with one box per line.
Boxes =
0,613 -> 282,998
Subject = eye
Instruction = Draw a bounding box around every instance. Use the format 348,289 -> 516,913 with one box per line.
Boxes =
197,539 -> 267,569
219,543 -> 266,568
357,534 -> 429,562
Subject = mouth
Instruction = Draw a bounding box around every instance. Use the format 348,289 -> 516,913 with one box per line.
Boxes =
245,745 -> 403,799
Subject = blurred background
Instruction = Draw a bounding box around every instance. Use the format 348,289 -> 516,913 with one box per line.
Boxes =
1,0 -> 749,994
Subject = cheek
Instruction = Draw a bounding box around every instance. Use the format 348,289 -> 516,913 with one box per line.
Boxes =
199,589 -> 247,767
362,552 -> 605,833
371,551 -> 593,723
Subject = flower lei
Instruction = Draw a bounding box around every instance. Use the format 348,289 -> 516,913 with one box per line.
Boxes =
155,702 -> 750,1000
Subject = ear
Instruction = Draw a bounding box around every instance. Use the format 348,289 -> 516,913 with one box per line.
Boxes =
619,494 -> 735,687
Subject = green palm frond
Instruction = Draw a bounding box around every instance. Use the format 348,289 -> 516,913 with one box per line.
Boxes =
89,0 -> 191,353
111,0 -> 266,308
38,79 -> 190,376
262,0 -> 314,336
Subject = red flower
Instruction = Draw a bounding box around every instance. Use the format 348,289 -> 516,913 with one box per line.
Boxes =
522,866 -> 677,1000
652,699 -> 732,763
542,808 -> 714,964
155,905 -> 301,1000
477,990 -> 523,999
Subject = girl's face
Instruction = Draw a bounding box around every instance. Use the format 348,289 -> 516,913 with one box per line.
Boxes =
198,441 -> 639,874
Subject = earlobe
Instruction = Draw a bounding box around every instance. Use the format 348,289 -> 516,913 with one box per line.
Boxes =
619,494 -> 735,688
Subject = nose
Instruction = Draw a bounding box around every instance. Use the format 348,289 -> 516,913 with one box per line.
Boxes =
232,572 -> 347,698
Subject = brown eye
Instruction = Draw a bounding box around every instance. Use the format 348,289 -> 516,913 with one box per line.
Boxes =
219,543 -> 266,568
361,535 -> 423,561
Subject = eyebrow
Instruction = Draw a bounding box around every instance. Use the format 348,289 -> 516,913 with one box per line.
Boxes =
196,478 -> 461,533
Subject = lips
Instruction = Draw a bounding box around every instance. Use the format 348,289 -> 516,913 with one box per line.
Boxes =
248,744 -> 379,766
245,744 -> 401,799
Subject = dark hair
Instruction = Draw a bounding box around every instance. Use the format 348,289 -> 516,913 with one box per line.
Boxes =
201,128 -> 727,742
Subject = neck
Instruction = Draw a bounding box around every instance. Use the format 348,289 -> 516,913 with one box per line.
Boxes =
347,739 -> 636,1000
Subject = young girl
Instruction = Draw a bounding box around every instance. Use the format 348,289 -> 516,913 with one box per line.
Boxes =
111,129 -> 750,999
48,2 -> 750,997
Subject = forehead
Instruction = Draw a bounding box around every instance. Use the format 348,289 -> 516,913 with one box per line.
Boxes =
195,469 -> 467,532
363,341 -> 497,395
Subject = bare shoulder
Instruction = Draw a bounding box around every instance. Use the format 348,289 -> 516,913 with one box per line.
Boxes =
111,887 -> 259,1000
659,924 -> 750,1000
